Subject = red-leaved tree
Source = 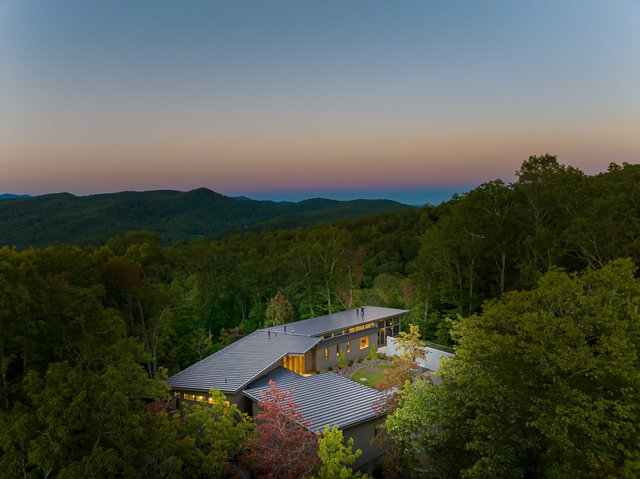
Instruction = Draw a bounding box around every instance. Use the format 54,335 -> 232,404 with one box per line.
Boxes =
242,380 -> 319,479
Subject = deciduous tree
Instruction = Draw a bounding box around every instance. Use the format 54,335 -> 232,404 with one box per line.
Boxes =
265,292 -> 294,327
176,388 -> 254,478
242,381 -> 318,479
387,260 -> 640,478
312,425 -> 368,479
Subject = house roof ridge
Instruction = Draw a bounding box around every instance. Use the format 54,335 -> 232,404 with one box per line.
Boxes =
257,327 -> 314,338
262,306 -> 409,337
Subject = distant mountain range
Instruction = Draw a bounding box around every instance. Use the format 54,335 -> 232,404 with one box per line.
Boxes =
0,188 -> 411,248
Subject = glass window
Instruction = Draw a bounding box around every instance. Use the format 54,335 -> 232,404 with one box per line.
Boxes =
336,344 -> 341,356
284,354 -> 305,374
324,347 -> 328,360
183,393 -> 196,401
359,336 -> 369,350
347,341 -> 351,353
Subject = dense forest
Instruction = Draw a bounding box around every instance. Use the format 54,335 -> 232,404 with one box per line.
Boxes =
1,155 -> 639,477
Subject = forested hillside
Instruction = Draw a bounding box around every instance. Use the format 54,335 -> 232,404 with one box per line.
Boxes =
1,155 -> 639,477
0,188 -> 410,248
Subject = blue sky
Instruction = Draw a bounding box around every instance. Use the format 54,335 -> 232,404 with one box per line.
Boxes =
1,0 -> 638,204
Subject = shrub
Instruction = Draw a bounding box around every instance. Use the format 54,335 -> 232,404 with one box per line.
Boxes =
368,345 -> 377,361
327,366 -> 333,371
338,352 -> 346,370
357,358 -> 363,364
377,352 -> 387,360
348,359 -> 354,367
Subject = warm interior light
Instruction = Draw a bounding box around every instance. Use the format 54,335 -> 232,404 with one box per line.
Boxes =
283,354 -> 305,374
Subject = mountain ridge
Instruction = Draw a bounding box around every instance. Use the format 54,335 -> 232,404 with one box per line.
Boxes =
0,188 -> 411,249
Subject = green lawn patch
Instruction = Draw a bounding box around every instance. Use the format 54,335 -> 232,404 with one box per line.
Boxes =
351,364 -> 397,389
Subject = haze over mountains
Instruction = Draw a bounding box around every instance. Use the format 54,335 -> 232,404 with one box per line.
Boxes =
0,194 -> 31,200
0,188 -> 411,249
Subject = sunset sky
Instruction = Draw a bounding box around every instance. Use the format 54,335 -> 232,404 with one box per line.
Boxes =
1,0 -> 638,204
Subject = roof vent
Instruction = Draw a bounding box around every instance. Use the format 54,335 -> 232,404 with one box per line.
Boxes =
360,306 -> 365,316
224,377 -> 228,383
268,330 -> 271,338
284,325 -> 287,332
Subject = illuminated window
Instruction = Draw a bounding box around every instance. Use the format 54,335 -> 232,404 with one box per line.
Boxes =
347,341 -> 351,353
284,354 -> 305,374
196,395 -> 205,402
359,336 -> 369,350
183,393 -> 196,401
324,347 -> 328,360
207,397 -> 215,404
336,344 -> 340,357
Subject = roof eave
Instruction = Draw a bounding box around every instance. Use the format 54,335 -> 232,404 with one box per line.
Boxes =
312,310 -> 408,337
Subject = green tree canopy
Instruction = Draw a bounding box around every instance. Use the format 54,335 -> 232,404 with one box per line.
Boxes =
175,388 -> 254,478
387,259 -> 640,478
312,425 -> 368,479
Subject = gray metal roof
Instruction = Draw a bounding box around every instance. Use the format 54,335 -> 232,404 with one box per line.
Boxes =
166,331 -> 320,393
246,364 -> 304,389
319,326 -> 378,347
264,306 -> 408,337
167,306 -> 408,395
243,367 -> 386,432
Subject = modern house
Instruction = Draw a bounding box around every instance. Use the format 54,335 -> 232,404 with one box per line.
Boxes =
167,306 -> 408,467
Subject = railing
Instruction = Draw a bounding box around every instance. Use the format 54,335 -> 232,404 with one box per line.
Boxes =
423,341 -> 455,354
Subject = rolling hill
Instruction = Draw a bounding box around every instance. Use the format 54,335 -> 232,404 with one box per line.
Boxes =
0,188 -> 411,248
